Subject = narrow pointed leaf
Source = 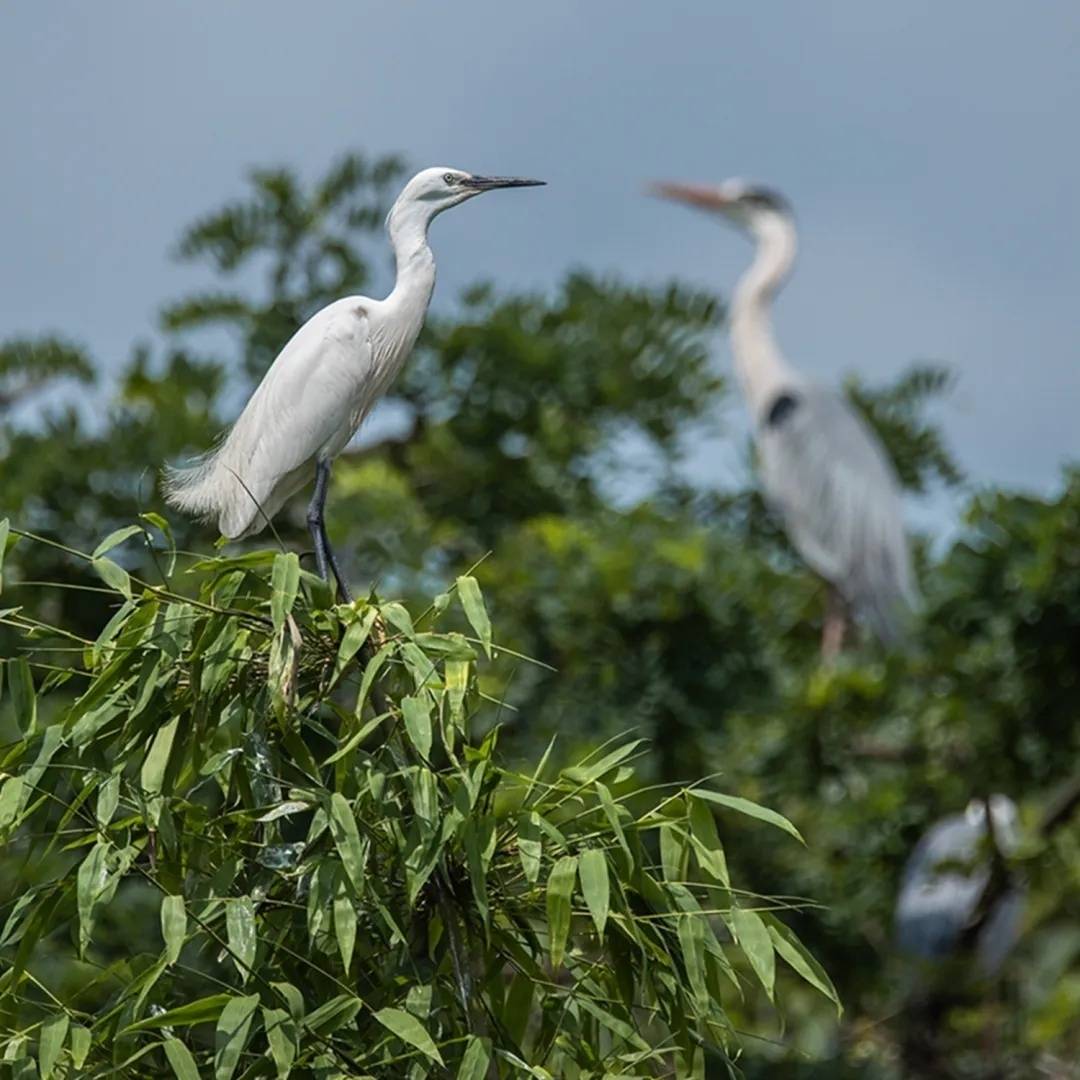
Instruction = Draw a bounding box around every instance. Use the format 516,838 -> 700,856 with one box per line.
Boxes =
546,854 -> 578,969
226,896 -> 256,980
161,894 -> 186,965
163,1038 -> 201,1080
270,552 -> 301,631
8,657 -> 36,735
455,575 -> 492,658
731,907 -> 776,1001
579,848 -> 609,938
373,1007 -> 444,1065
690,788 -> 804,844
37,1012 -> 68,1079
401,694 -> 432,759
262,1006 -> 297,1079
517,811 -> 541,883
93,555 -> 132,597
765,913 -> 842,1015
214,993 -> 260,1080
328,792 -> 365,892
93,525 -> 145,559
456,1036 -> 491,1080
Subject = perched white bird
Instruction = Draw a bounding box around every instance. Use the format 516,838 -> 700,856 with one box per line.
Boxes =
895,795 -> 1025,975
652,179 -> 915,654
165,167 -> 544,599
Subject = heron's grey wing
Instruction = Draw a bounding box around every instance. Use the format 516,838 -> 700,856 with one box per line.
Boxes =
895,815 -> 988,959
756,384 -> 915,642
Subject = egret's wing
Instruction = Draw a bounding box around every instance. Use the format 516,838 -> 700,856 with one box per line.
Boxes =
165,298 -> 375,538
756,383 -> 915,641
895,815 -> 988,959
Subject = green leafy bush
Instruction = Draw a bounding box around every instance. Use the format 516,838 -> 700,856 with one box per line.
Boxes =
0,524 -> 837,1078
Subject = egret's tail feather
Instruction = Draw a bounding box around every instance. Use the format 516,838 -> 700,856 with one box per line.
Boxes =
163,446 -> 265,540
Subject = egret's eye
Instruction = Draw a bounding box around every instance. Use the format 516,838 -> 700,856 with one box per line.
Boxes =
443,173 -> 456,186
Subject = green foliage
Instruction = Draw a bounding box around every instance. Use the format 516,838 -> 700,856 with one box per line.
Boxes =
0,529 -> 836,1077
3,146 -> 1079,1076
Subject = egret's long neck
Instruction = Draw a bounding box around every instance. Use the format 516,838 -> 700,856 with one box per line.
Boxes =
385,203 -> 437,324
729,215 -> 799,419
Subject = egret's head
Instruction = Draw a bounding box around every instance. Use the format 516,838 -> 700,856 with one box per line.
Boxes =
650,178 -> 793,238
390,167 -> 545,227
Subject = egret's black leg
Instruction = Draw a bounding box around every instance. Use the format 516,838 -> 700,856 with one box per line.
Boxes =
306,460 -> 332,586
322,530 -> 353,604
306,459 -> 353,604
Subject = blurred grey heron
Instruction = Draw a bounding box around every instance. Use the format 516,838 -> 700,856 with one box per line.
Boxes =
895,795 -> 1025,975
165,167 -> 544,600
652,179 -> 915,655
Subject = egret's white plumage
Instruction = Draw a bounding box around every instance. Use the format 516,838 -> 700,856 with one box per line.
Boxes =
165,167 -> 543,586
895,796 -> 1024,974
653,179 -> 915,646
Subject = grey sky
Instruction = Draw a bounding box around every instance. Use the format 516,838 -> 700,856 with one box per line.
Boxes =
2,1 -> 1077,519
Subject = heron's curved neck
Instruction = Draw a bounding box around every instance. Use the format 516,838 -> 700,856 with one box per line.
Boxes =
385,204 -> 437,315
729,215 -> 799,419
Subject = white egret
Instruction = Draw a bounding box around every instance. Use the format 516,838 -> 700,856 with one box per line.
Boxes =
652,180 -> 915,654
165,167 -> 544,599
895,796 -> 1024,975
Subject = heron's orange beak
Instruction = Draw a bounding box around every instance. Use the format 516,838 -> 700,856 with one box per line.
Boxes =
648,181 -> 731,210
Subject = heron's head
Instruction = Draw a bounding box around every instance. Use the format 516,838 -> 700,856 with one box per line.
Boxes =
391,167 -> 545,227
650,178 -> 793,239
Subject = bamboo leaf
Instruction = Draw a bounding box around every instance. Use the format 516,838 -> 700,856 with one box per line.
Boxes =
690,788 -> 804,844
730,907 -> 776,1001
37,1012 -> 69,1079
93,555 -> 132,597
517,811 -> 542,884
455,575 -> 492,658
331,605 -> 378,684
92,525 -> 145,560
303,994 -> 362,1035
69,1026 -> 90,1070
262,1006 -> 297,1079
270,552 -> 301,631
373,1007 -> 444,1066
579,848 -> 610,938
401,694 -> 433,759
456,1035 -> 491,1080
96,773 -> 121,828
8,657 -> 36,735
0,776 -> 26,834
141,716 -> 179,798
214,993 -> 260,1080
333,875 -> 357,972
688,794 -> 730,886
765,913 -> 842,1015
678,915 -> 710,1014
226,896 -> 257,980
0,518 -> 10,591
563,739 -> 647,785
161,894 -> 186,966
121,993 -> 233,1033
546,854 -> 578,969
328,792 -> 365,893
163,1038 -> 201,1080
76,841 -> 109,956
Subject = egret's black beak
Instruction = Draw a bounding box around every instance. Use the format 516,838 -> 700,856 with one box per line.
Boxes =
463,175 -> 546,191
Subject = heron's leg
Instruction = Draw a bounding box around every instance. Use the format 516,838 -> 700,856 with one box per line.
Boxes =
306,460 -> 332,586
821,585 -> 848,662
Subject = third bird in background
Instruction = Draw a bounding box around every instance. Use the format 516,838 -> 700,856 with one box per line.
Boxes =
652,179 -> 916,657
